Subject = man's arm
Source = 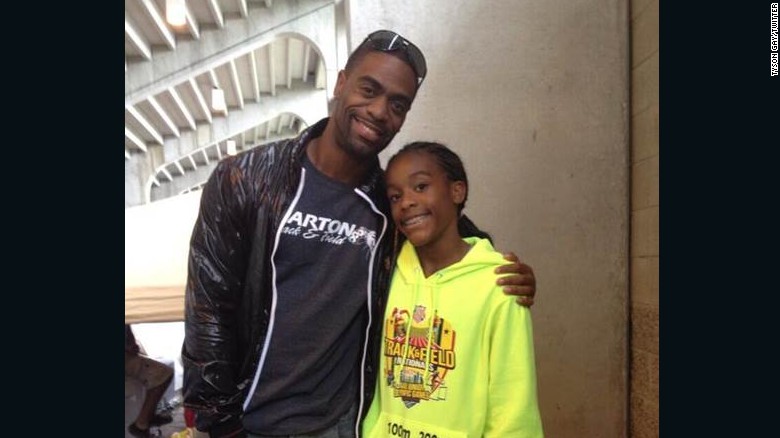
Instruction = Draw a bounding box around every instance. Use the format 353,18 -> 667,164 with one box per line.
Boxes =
181,160 -> 251,438
495,252 -> 537,307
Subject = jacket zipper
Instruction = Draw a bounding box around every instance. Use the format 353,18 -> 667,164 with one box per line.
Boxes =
353,188 -> 388,438
241,167 -> 308,411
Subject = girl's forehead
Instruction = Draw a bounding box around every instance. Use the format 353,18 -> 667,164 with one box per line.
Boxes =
388,151 -> 438,172
386,154 -> 449,189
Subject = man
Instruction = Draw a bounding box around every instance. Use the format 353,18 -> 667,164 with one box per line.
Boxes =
126,324 -> 175,437
182,30 -> 537,438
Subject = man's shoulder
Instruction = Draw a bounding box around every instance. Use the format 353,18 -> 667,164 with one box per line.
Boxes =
245,136 -> 298,158
217,135 -> 302,173
227,117 -> 325,171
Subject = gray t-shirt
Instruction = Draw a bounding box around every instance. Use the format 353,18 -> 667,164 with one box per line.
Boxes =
243,155 -> 381,434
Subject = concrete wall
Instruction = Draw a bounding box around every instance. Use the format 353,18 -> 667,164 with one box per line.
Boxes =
350,1 -> 629,436
629,0 -> 659,436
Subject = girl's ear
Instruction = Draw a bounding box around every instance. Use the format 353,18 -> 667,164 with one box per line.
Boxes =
450,181 -> 467,205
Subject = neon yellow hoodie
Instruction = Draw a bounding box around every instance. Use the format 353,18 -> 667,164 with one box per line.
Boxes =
362,237 -> 543,438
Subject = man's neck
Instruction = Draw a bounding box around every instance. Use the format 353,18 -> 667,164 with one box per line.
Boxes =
306,130 -> 373,187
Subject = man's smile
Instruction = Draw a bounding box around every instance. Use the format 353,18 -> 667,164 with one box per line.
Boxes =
352,115 -> 385,142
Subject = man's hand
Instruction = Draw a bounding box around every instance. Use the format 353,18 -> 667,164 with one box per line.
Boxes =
495,252 -> 536,307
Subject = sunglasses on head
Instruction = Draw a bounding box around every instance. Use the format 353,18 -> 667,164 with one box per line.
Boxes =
362,30 -> 428,86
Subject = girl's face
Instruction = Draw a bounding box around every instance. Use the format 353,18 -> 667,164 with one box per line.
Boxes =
385,151 -> 466,249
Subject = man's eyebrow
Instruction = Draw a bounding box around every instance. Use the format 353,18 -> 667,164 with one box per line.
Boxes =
357,75 -> 383,89
357,75 -> 414,105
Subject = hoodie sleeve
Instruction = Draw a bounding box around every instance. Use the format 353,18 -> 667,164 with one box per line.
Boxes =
181,158 -> 253,435
483,298 -> 544,437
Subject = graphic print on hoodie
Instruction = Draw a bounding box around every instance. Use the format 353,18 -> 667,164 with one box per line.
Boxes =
383,302 -> 456,408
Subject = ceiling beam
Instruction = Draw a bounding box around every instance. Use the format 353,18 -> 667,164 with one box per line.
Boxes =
160,167 -> 174,182
206,0 -> 225,29
125,19 -> 152,60
148,96 -> 181,138
238,0 -> 249,18
228,60 -> 244,110
168,87 -> 197,131
209,69 -> 229,115
302,44 -> 311,83
126,2 -> 337,105
268,43 -> 276,96
127,106 -> 165,145
174,161 -> 186,175
125,127 -> 148,153
208,69 -> 221,89
139,0 -> 176,50
187,78 -> 212,123
315,61 -> 326,89
184,4 -> 200,39
249,50 -> 261,103
286,38 -> 293,89
188,155 -> 198,170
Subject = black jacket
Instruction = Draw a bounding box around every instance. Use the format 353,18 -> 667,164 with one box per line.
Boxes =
181,118 -> 395,437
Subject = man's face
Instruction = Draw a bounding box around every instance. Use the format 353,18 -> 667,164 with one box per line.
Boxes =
331,51 -> 418,160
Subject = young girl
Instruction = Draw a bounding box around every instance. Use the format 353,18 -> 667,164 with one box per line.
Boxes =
361,142 -> 543,437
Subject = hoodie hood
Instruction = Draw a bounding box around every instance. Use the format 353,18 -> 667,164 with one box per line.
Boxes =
395,236 -> 505,286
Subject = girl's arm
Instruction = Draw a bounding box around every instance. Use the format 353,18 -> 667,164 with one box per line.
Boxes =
484,301 -> 544,437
